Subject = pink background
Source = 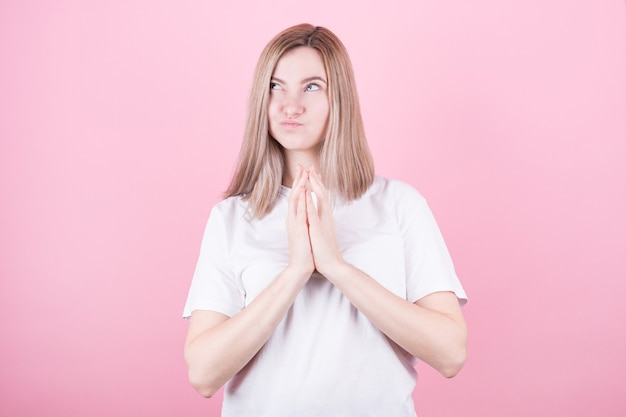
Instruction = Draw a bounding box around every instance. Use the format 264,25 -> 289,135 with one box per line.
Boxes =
1,1 -> 625,416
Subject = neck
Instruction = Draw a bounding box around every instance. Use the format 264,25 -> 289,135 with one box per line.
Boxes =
283,150 -> 320,187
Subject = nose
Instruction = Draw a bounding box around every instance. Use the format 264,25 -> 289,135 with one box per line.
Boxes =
282,93 -> 304,118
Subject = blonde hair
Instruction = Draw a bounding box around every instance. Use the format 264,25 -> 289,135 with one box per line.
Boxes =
225,23 -> 374,218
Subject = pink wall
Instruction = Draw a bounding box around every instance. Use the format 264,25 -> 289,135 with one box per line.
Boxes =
1,1 -> 624,416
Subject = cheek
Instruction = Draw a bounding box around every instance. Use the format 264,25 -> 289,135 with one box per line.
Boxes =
267,100 -> 277,117
267,108 -> 285,139
267,101 -> 280,126
318,103 -> 330,125
309,97 -> 329,117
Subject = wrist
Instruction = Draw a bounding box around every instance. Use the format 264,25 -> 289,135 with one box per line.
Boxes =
316,258 -> 350,282
285,263 -> 315,283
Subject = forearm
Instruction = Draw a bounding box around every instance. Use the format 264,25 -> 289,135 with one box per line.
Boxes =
323,262 -> 467,377
185,266 -> 310,397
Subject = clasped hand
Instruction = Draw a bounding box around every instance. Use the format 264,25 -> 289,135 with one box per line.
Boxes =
286,165 -> 343,280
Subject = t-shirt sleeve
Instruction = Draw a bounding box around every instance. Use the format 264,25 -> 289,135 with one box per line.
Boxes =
396,183 -> 468,305
182,204 -> 245,319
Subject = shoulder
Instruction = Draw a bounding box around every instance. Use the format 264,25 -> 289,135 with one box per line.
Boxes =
368,176 -> 427,207
213,194 -> 246,212
360,176 -> 431,227
206,195 -> 252,227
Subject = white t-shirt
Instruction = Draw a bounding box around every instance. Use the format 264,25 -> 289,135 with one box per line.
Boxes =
183,176 -> 467,417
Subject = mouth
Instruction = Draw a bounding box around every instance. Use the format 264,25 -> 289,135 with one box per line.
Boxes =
281,121 -> 303,128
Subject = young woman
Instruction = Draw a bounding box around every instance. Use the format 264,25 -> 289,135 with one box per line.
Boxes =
183,23 -> 467,416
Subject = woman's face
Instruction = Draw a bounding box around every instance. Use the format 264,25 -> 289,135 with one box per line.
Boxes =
268,47 -> 330,156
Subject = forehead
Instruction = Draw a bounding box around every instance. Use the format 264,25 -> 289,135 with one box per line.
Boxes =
272,47 -> 327,79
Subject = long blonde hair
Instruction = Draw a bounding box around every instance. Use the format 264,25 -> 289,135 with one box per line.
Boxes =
225,24 -> 374,218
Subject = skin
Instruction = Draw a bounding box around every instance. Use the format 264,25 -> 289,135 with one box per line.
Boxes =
267,46 -> 329,185
184,47 -> 467,398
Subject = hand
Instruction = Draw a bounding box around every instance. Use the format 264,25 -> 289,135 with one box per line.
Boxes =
305,167 -> 345,276
286,165 -> 315,280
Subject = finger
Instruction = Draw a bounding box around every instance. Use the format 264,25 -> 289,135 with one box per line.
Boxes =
291,164 -> 303,190
307,168 -> 327,215
305,189 -> 317,220
308,167 -> 326,192
299,166 -> 309,190
288,189 -> 300,218
288,165 -> 306,217
297,186 -> 307,221
289,165 -> 305,201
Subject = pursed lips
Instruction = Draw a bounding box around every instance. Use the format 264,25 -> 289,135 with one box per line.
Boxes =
281,120 -> 303,128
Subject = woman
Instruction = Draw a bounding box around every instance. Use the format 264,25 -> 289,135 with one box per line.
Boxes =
183,23 -> 467,416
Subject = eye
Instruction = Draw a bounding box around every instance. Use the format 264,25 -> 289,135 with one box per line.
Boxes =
305,83 -> 320,92
270,82 -> 281,90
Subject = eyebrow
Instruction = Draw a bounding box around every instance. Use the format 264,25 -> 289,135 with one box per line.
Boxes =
271,76 -> 327,85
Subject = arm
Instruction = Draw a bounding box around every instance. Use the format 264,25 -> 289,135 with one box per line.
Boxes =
305,169 -> 467,377
320,264 -> 466,377
184,265 -> 311,397
184,166 -> 314,397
